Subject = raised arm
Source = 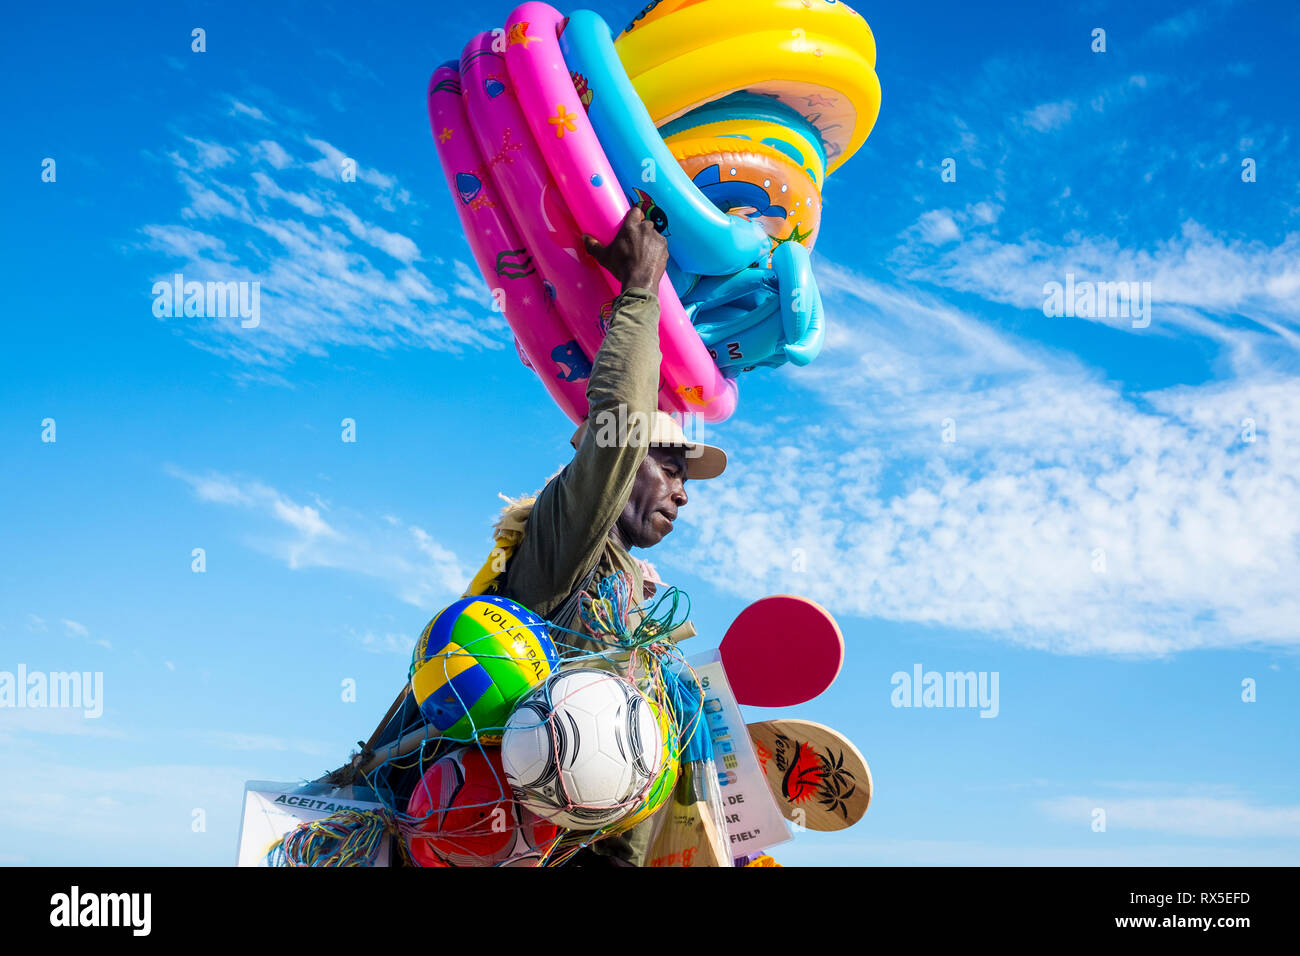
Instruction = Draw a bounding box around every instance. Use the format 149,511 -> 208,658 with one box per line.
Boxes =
503,208 -> 669,616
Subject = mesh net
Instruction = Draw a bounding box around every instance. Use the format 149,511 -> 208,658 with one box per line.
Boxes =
272,577 -> 706,867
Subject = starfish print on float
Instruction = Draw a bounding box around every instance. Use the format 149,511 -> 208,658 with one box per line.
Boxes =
772,222 -> 813,248
507,21 -> 535,48
486,128 -> 524,170
675,385 -> 715,408
548,104 -> 578,138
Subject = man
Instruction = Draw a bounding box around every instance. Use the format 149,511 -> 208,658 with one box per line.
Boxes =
492,207 -> 727,865
337,208 -> 725,865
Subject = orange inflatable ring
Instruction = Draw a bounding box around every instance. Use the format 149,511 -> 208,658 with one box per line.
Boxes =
669,136 -> 823,250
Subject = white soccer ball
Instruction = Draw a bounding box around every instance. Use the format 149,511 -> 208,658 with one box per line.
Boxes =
501,668 -> 664,831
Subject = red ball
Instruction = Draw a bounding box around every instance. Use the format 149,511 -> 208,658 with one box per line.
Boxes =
406,746 -> 559,866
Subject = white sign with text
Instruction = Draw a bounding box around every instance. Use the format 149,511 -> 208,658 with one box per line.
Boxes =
687,650 -> 791,859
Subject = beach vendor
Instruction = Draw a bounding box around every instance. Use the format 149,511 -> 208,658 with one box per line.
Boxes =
485,207 -> 726,865
335,208 -> 729,866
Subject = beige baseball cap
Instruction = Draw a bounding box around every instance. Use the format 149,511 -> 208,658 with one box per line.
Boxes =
570,410 -> 727,480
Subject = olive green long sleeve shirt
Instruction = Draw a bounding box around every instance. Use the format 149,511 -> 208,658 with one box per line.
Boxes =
498,286 -> 663,651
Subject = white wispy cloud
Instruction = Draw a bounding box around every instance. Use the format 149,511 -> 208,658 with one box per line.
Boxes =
1088,74 -> 1159,115
253,139 -> 293,169
250,170 -> 326,217
59,619 -> 110,648
183,137 -> 238,169
301,135 -> 405,196
1145,0 -> 1238,43
356,631 -> 417,657
1022,99 -> 1075,132
0,710 -> 126,742
228,99 -> 268,122
1040,794 -> 1300,837
137,104 -> 507,369
167,466 -> 468,609
1148,8 -> 1209,40
270,498 -> 337,543
670,260 -> 1300,655
195,730 -> 332,757
916,210 -> 961,245
895,219 -> 1300,362
316,48 -> 382,84
0,756 -> 259,864
778,836 -> 1300,866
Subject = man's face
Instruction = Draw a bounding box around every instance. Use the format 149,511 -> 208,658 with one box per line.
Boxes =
615,446 -> 689,549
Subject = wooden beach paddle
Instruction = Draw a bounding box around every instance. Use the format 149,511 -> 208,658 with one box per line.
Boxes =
645,761 -> 730,868
748,719 -> 872,831
719,596 -> 844,707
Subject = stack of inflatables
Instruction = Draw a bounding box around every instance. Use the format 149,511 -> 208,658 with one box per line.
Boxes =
428,0 -> 881,423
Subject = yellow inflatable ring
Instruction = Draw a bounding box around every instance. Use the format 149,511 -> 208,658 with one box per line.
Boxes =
619,0 -> 702,33
669,136 -> 823,250
615,0 -> 881,175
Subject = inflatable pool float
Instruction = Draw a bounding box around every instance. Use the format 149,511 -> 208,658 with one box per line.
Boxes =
424,0 -> 882,422
427,63 -> 590,422
658,91 -> 828,192
505,2 -> 739,421
615,0 -> 882,175
559,8 -> 771,276
670,133 -> 823,250
458,31 -> 683,416
686,241 -> 824,373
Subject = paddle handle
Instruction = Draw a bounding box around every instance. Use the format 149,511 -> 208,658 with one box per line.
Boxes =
319,682 -> 417,785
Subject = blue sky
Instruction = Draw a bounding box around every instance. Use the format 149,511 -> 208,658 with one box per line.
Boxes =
2,0 -> 1298,866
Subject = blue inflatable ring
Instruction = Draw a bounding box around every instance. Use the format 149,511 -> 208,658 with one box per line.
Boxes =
559,10 -> 771,278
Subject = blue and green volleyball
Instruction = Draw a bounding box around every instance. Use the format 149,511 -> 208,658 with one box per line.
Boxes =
411,595 -> 559,743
